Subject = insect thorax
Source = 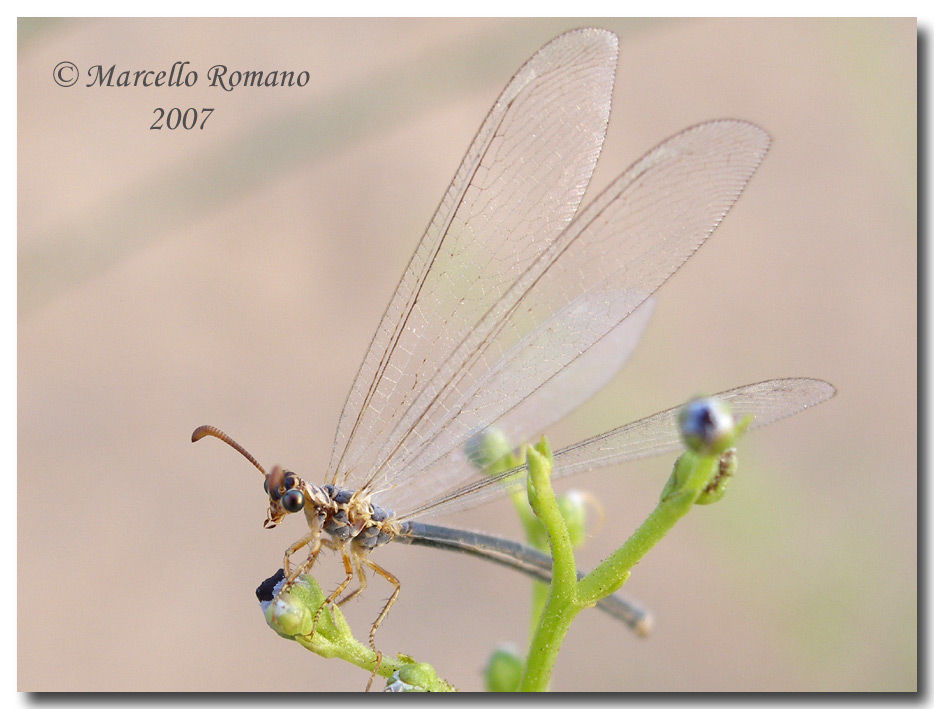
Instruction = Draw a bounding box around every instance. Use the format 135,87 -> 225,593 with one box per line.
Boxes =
311,483 -> 398,551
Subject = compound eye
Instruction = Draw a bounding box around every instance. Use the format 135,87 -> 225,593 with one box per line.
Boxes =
265,466 -> 287,500
282,489 -> 304,513
265,478 -> 282,501
282,472 -> 300,490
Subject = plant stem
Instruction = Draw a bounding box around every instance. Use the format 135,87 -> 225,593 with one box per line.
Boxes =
518,438 -> 735,691
519,440 -> 581,691
577,451 -> 717,607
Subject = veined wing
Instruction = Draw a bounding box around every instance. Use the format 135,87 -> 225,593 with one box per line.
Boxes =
375,296 -> 656,514
328,29 -> 620,487
360,120 -> 769,503
485,297 -> 655,454
396,378 -> 836,521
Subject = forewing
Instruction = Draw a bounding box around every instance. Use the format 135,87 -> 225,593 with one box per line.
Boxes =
328,29 -> 620,487
367,120 -> 770,506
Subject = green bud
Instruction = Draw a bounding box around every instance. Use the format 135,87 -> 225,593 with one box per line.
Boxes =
464,426 -> 514,472
660,452 -> 691,503
383,663 -> 430,692
485,645 -> 524,692
264,583 -> 315,638
400,662 -> 438,690
384,674 -> 417,692
524,443 -> 553,510
385,660 -> 456,692
557,490 -> 593,548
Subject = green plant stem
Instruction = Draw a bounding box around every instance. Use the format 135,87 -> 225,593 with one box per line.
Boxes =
519,440 -> 580,692
519,440 -> 731,691
491,443 -> 553,638
577,450 -> 717,607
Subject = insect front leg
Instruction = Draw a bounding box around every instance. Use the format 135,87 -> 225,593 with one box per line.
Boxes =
280,512 -> 327,587
281,532 -> 320,583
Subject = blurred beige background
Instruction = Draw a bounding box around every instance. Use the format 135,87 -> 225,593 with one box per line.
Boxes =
18,18 -> 915,691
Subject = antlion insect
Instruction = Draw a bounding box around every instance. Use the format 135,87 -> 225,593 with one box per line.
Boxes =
193,28 -> 834,685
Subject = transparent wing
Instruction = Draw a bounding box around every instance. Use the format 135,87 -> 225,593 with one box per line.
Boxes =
376,296 -> 655,514
328,29 -> 620,487
396,378 -> 836,521
362,119 -> 769,508
482,298 -> 656,456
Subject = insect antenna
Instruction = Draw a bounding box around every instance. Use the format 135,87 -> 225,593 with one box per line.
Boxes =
192,425 -> 267,477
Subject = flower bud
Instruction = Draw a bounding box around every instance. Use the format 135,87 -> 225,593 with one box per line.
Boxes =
678,397 -> 735,455
485,644 -> 524,692
558,490 -> 598,549
465,426 -> 514,471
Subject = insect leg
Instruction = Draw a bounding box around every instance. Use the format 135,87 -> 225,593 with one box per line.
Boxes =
281,531 -> 322,584
336,551 -> 369,607
310,541 -> 356,635
357,555 -> 402,690
359,555 -> 401,652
